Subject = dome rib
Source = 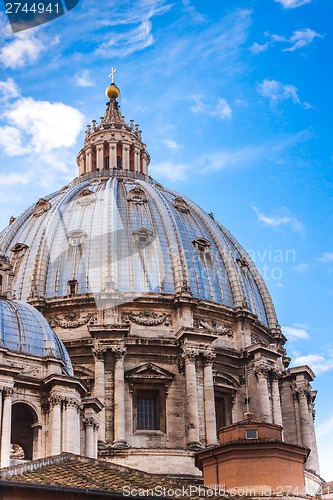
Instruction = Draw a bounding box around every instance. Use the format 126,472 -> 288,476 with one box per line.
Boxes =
0,176 -> 277,328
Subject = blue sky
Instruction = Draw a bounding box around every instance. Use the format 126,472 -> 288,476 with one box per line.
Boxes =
0,0 -> 332,480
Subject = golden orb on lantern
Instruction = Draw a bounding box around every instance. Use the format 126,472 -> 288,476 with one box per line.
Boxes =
105,83 -> 120,99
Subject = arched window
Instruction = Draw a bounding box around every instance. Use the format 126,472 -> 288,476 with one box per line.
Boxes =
11,403 -> 38,461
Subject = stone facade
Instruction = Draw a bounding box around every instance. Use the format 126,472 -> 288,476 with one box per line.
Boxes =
0,78 -> 320,478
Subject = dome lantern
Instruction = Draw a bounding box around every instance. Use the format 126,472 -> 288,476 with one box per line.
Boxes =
77,67 -> 150,178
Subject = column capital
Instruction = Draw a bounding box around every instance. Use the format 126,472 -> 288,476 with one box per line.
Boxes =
112,345 -> 126,360
254,362 -> 270,379
92,343 -> 108,360
65,398 -> 81,413
270,367 -> 282,380
182,346 -> 200,363
202,349 -> 216,366
3,387 -> 14,398
49,395 -> 63,407
83,416 -> 99,431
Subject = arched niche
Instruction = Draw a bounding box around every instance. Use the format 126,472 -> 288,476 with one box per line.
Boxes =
11,402 -> 39,461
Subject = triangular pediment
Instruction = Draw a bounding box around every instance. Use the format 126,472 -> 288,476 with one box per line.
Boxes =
125,363 -> 174,381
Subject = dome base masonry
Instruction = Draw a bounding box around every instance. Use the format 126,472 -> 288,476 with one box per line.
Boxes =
0,75 -> 323,492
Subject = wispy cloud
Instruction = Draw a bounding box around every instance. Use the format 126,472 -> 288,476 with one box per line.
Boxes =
96,20 -> 154,58
74,69 -> 95,88
282,325 -> 310,340
191,96 -> 232,119
253,205 -> 304,234
292,262 -> 310,273
0,30 -> 59,69
257,79 -> 312,109
317,252 -> 333,264
250,28 -> 322,54
0,78 -> 20,102
291,352 -> 333,375
164,139 -> 182,151
275,0 -> 312,8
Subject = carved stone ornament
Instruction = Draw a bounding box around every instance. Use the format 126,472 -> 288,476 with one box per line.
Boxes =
122,311 -> 172,327
112,345 -> 126,360
49,312 -> 97,329
83,417 -> 99,430
49,395 -> 63,407
193,318 -> 233,337
3,387 -> 14,398
202,349 -> 216,365
251,332 -> 269,346
182,346 -> 199,363
254,362 -> 270,378
33,198 -> 51,217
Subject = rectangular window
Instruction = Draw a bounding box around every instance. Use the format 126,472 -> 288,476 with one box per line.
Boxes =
246,429 -> 258,439
137,397 -> 157,430
134,389 -> 164,432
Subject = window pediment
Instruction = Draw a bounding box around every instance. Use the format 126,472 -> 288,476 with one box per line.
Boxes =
33,198 -> 51,217
173,196 -> 189,213
127,188 -> 147,204
125,363 -> 174,383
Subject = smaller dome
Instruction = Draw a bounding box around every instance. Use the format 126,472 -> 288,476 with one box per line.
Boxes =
0,298 -> 73,375
106,83 -> 120,99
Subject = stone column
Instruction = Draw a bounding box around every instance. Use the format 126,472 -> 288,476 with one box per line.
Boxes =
202,350 -> 217,446
134,146 -> 141,173
141,153 -> 148,175
79,156 -> 85,175
298,387 -> 313,450
64,398 -> 80,454
84,417 -> 99,458
308,397 -> 320,473
50,395 -> 62,455
96,144 -> 104,171
0,387 -> 13,468
122,143 -> 130,170
93,345 -> 107,443
254,364 -> 272,423
109,142 -> 117,169
112,346 -> 128,448
85,148 -> 93,173
183,346 -> 201,449
271,370 -> 283,427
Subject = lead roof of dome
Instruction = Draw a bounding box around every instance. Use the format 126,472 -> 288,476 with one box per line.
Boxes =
0,298 -> 73,375
0,175 -> 277,329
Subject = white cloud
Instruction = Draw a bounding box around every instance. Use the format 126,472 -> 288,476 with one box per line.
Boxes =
257,79 -> 311,109
291,353 -> 333,374
292,262 -> 310,273
249,42 -> 270,54
3,98 -> 84,153
282,325 -> 310,340
0,78 -> 20,102
0,126 -> 30,156
74,69 -> 95,88
164,140 -> 181,151
284,29 -> 323,52
251,28 -> 322,54
0,33 -> 45,68
191,96 -> 232,119
253,205 -> 304,234
150,161 -> 188,181
97,20 -> 154,58
317,252 -> 333,263
275,0 -> 312,8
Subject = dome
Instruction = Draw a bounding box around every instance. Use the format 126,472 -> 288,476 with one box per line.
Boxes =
0,175 -> 277,329
0,298 -> 73,375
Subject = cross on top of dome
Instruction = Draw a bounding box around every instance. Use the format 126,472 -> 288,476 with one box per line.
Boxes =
106,66 -> 120,100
